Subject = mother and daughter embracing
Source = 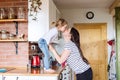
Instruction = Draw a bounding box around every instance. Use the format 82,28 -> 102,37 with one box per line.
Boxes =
38,18 -> 93,80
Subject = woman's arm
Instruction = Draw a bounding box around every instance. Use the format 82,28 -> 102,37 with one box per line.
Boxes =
49,44 -> 70,64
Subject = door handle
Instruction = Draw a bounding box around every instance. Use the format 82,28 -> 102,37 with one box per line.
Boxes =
59,73 -> 63,80
2,76 -> 6,80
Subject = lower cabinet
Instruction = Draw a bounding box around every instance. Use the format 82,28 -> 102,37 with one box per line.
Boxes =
2,76 -> 18,80
18,76 -> 58,80
0,75 -> 2,80
1,75 -> 58,80
61,65 -> 72,80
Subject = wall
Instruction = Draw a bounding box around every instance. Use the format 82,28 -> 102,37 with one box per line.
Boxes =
28,0 -> 49,41
60,8 -> 114,40
0,0 -> 28,68
28,0 -> 60,41
49,0 -> 57,28
49,0 -> 61,28
60,8 -> 115,62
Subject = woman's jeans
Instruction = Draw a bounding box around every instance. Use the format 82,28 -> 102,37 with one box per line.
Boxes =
76,68 -> 93,80
38,38 -> 50,69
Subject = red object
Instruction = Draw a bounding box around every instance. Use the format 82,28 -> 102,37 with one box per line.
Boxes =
31,55 -> 40,68
31,68 -> 40,74
107,40 -> 114,46
61,61 -> 66,68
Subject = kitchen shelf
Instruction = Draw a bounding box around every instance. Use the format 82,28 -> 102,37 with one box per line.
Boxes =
0,19 -> 28,54
0,19 -> 28,42
0,39 -> 28,42
0,19 -> 27,22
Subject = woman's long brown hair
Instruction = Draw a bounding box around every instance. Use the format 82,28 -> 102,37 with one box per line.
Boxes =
70,27 -> 89,64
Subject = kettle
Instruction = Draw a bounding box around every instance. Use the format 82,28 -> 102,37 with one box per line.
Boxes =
31,55 -> 40,68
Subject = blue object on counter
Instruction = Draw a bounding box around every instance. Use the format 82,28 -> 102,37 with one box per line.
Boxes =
0,68 -> 7,73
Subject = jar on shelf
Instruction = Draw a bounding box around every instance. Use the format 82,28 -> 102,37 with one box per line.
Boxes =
0,8 -> 6,19
8,8 -> 16,19
1,30 -> 9,39
17,7 -> 25,19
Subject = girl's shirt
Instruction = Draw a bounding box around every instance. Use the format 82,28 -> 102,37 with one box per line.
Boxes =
64,41 -> 90,74
42,27 -> 58,45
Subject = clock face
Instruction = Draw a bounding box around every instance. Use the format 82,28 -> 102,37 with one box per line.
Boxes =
86,11 -> 94,19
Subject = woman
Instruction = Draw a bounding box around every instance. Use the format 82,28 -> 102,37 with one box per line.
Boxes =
49,27 -> 93,80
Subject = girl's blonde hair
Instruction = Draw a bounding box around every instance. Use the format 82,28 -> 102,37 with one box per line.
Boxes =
51,18 -> 69,31
55,18 -> 68,27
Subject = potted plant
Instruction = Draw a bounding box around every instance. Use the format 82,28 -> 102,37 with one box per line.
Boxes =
29,0 -> 42,20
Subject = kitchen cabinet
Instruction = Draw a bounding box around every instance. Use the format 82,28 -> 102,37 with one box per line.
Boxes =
2,76 -> 28,80
1,75 -> 59,80
2,76 -> 18,80
0,75 -> 2,80
0,19 -> 28,54
18,76 -> 58,80
0,66 -> 63,80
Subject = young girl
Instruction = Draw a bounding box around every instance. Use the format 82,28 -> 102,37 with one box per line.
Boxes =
49,28 -> 93,80
38,18 -> 68,72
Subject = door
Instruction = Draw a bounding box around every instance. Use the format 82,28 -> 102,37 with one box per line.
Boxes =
74,23 -> 108,80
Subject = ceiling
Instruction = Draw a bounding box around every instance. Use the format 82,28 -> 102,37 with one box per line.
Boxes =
53,0 -> 115,9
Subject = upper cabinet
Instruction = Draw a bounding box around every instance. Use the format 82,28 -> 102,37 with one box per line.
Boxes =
28,0 -> 61,41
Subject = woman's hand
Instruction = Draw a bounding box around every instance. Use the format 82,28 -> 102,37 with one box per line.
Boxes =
49,44 -> 55,52
49,44 -> 70,64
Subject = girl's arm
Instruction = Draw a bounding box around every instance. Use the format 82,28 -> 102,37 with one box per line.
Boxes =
49,44 -> 70,64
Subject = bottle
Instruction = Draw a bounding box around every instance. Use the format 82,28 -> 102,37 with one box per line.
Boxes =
17,7 -> 25,19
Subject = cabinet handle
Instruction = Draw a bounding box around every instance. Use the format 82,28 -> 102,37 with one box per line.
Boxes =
2,76 -> 6,80
59,73 -> 63,80
16,77 -> 19,80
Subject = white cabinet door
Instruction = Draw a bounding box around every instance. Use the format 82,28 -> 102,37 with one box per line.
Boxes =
0,75 -> 2,80
2,76 -> 28,80
16,76 -> 28,80
2,76 -> 18,80
18,76 -> 58,80
2,75 -> 58,80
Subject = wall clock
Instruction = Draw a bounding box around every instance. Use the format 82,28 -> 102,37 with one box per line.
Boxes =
86,11 -> 94,19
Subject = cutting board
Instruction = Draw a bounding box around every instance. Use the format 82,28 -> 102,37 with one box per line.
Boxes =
0,67 -> 15,73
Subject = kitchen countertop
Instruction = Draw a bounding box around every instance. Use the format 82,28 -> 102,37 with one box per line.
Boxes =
0,66 -> 64,76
